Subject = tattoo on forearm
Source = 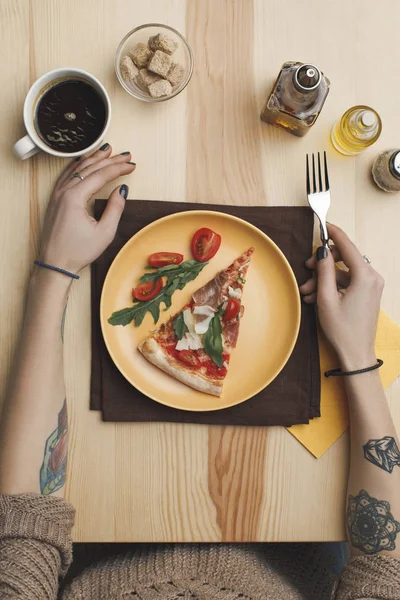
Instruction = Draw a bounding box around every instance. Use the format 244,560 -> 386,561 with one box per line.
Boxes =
40,399 -> 68,495
347,489 -> 400,554
363,436 -> 400,473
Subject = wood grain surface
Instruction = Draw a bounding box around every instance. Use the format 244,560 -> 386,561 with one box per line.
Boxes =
0,0 -> 399,542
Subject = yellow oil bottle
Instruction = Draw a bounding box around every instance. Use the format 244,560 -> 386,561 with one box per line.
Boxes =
331,106 -> 382,155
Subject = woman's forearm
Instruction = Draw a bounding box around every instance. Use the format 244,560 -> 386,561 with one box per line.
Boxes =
345,367 -> 400,557
0,268 -> 70,496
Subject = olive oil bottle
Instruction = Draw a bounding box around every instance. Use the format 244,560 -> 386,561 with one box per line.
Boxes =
331,106 -> 382,155
260,61 -> 330,137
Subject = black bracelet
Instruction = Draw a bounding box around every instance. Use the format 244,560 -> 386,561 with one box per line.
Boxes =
34,261 -> 80,280
325,359 -> 384,378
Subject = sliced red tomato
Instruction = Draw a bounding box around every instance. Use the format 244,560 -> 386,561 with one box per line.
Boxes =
224,297 -> 241,321
148,252 -> 184,268
176,350 -> 200,368
191,228 -> 221,262
132,278 -> 163,301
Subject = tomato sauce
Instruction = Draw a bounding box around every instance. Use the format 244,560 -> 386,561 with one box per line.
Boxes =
163,344 -> 230,379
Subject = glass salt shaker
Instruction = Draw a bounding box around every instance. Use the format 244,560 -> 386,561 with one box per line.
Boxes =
331,106 -> 382,155
372,149 -> 400,193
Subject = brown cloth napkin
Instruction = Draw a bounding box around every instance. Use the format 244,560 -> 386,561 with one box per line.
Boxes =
91,201 -> 320,426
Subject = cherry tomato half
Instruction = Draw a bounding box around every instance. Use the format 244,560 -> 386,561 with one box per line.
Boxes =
132,278 -> 163,302
191,228 -> 221,262
148,252 -> 184,268
176,350 -> 200,368
224,297 -> 241,321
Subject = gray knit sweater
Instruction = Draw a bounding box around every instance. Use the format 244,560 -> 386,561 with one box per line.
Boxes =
1,494 -> 400,599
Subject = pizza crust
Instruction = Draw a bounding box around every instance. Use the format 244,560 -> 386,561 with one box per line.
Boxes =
138,337 -> 223,397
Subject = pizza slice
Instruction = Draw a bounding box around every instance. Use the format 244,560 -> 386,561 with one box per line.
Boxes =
138,247 -> 254,396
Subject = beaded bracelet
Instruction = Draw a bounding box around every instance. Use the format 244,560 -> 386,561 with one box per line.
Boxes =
325,359 -> 383,378
34,261 -> 80,280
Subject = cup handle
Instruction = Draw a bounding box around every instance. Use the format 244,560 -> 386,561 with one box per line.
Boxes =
13,134 -> 40,160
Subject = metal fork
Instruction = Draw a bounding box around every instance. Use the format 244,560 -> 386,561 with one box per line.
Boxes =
306,151 -> 330,247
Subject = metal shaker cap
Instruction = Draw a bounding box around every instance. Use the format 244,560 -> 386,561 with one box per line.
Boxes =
390,150 -> 400,180
294,64 -> 322,92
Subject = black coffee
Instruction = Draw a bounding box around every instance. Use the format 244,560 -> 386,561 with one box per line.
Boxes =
35,79 -> 107,152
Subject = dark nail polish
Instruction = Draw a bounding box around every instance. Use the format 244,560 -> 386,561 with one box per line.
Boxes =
317,246 -> 328,261
128,162 -> 136,166
120,151 -> 130,155
74,156 -> 81,161
99,143 -> 110,151
119,184 -> 129,199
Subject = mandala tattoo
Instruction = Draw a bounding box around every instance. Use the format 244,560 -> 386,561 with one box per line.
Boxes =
347,489 -> 400,554
363,436 -> 400,473
40,399 -> 68,495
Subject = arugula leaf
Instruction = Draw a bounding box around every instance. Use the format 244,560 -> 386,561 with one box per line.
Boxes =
108,287 -> 169,327
173,312 -> 188,340
108,260 -> 208,327
164,278 -> 181,297
107,305 -> 139,327
139,260 -> 207,284
203,313 -> 223,367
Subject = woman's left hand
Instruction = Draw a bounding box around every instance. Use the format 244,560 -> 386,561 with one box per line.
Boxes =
39,145 -> 136,275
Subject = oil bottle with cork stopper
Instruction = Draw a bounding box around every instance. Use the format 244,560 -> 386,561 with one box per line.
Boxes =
260,61 -> 330,137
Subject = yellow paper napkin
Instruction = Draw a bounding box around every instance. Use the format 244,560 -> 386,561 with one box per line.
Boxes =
288,310 -> 400,458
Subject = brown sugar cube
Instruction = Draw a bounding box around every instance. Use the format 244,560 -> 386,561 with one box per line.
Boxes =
120,55 -> 139,84
136,68 -> 161,90
148,79 -> 172,98
148,33 -> 178,55
148,50 -> 172,78
166,62 -> 185,87
130,43 -> 153,68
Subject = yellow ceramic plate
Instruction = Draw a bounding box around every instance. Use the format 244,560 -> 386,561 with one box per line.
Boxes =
100,210 -> 301,411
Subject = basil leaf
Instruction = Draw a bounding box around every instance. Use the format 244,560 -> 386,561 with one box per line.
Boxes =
173,312 -> 188,340
203,314 -> 223,367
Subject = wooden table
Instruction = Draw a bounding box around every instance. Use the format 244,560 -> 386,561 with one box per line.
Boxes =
1,0 -> 400,542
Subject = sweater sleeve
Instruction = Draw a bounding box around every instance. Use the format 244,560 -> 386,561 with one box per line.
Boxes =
333,555 -> 400,599
0,493 -> 75,599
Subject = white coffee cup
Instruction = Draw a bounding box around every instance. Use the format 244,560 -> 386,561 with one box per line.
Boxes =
13,67 -> 111,160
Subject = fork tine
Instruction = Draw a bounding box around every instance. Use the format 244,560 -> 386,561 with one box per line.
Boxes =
312,153 -> 317,194
317,152 -> 323,192
306,154 -> 310,195
324,151 -> 330,190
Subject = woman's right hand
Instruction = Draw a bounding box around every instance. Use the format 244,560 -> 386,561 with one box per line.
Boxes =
299,224 -> 384,370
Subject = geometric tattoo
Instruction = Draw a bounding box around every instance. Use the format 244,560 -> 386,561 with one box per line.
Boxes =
363,436 -> 400,474
39,399 -> 68,495
347,489 -> 400,554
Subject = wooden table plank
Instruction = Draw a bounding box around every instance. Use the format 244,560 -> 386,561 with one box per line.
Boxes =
0,0 -> 399,542
0,0 -> 31,440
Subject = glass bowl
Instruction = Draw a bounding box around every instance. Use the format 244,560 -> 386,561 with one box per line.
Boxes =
115,23 -> 194,103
